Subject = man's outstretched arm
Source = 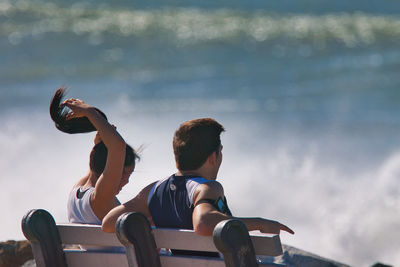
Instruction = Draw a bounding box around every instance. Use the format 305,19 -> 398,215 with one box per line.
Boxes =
192,182 -> 294,236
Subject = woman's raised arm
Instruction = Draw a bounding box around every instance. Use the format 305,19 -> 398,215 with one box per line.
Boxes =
62,98 -> 126,220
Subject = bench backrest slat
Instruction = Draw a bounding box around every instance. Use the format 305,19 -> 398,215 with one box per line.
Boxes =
153,228 -> 218,252
251,234 -> 283,256
153,227 -> 282,256
58,224 -> 123,247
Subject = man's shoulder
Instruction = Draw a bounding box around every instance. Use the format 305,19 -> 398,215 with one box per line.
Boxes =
192,180 -> 224,208
196,180 -> 224,195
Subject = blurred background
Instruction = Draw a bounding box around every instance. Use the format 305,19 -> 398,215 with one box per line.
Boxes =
1,0 -> 400,265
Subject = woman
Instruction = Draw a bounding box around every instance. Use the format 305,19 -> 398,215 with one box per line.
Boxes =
50,88 -> 139,224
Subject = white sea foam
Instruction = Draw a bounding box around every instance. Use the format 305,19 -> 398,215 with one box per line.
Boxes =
220,123 -> 400,266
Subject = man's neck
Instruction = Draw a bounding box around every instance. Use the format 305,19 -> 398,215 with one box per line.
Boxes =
176,169 -> 216,180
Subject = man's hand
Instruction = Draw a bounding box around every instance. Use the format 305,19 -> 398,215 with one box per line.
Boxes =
260,219 -> 295,235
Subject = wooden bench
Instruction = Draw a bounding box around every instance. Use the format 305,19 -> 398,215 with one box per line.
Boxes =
22,209 -> 284,267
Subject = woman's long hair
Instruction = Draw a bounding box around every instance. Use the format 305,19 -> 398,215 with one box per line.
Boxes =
50,87 -> 139,174
50,87 -> 107,134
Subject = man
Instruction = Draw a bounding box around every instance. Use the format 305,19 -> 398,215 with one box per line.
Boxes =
102,118 -> 294,236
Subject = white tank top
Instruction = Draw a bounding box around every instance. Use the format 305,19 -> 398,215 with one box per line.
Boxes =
67,186 -> 101,225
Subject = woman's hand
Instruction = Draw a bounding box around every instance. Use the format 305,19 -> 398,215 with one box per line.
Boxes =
62,98 -> 93,119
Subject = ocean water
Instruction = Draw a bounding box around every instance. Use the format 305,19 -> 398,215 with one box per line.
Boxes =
1,0 -> 400,266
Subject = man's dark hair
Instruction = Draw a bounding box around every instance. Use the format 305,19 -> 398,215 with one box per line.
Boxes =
173,118 -> 225,171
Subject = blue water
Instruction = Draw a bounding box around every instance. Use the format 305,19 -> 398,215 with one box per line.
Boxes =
1,1 -> 400,266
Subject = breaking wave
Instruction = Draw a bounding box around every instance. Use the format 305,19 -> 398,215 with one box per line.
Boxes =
1,0 -> 400,48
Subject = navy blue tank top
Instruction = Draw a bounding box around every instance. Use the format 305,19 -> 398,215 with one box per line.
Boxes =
148,174 -> 233,258
148,174 -> 212,229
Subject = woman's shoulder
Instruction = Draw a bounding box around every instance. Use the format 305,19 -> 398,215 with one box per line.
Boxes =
73,175 -> 90,188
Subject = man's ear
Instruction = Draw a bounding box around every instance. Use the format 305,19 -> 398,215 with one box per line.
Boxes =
207,151 -> 217,165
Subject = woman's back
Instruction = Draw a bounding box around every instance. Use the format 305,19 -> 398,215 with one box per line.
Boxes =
68,186 -> 101,224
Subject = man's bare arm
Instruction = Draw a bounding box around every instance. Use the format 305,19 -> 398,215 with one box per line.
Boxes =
192,182 -> 294,236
